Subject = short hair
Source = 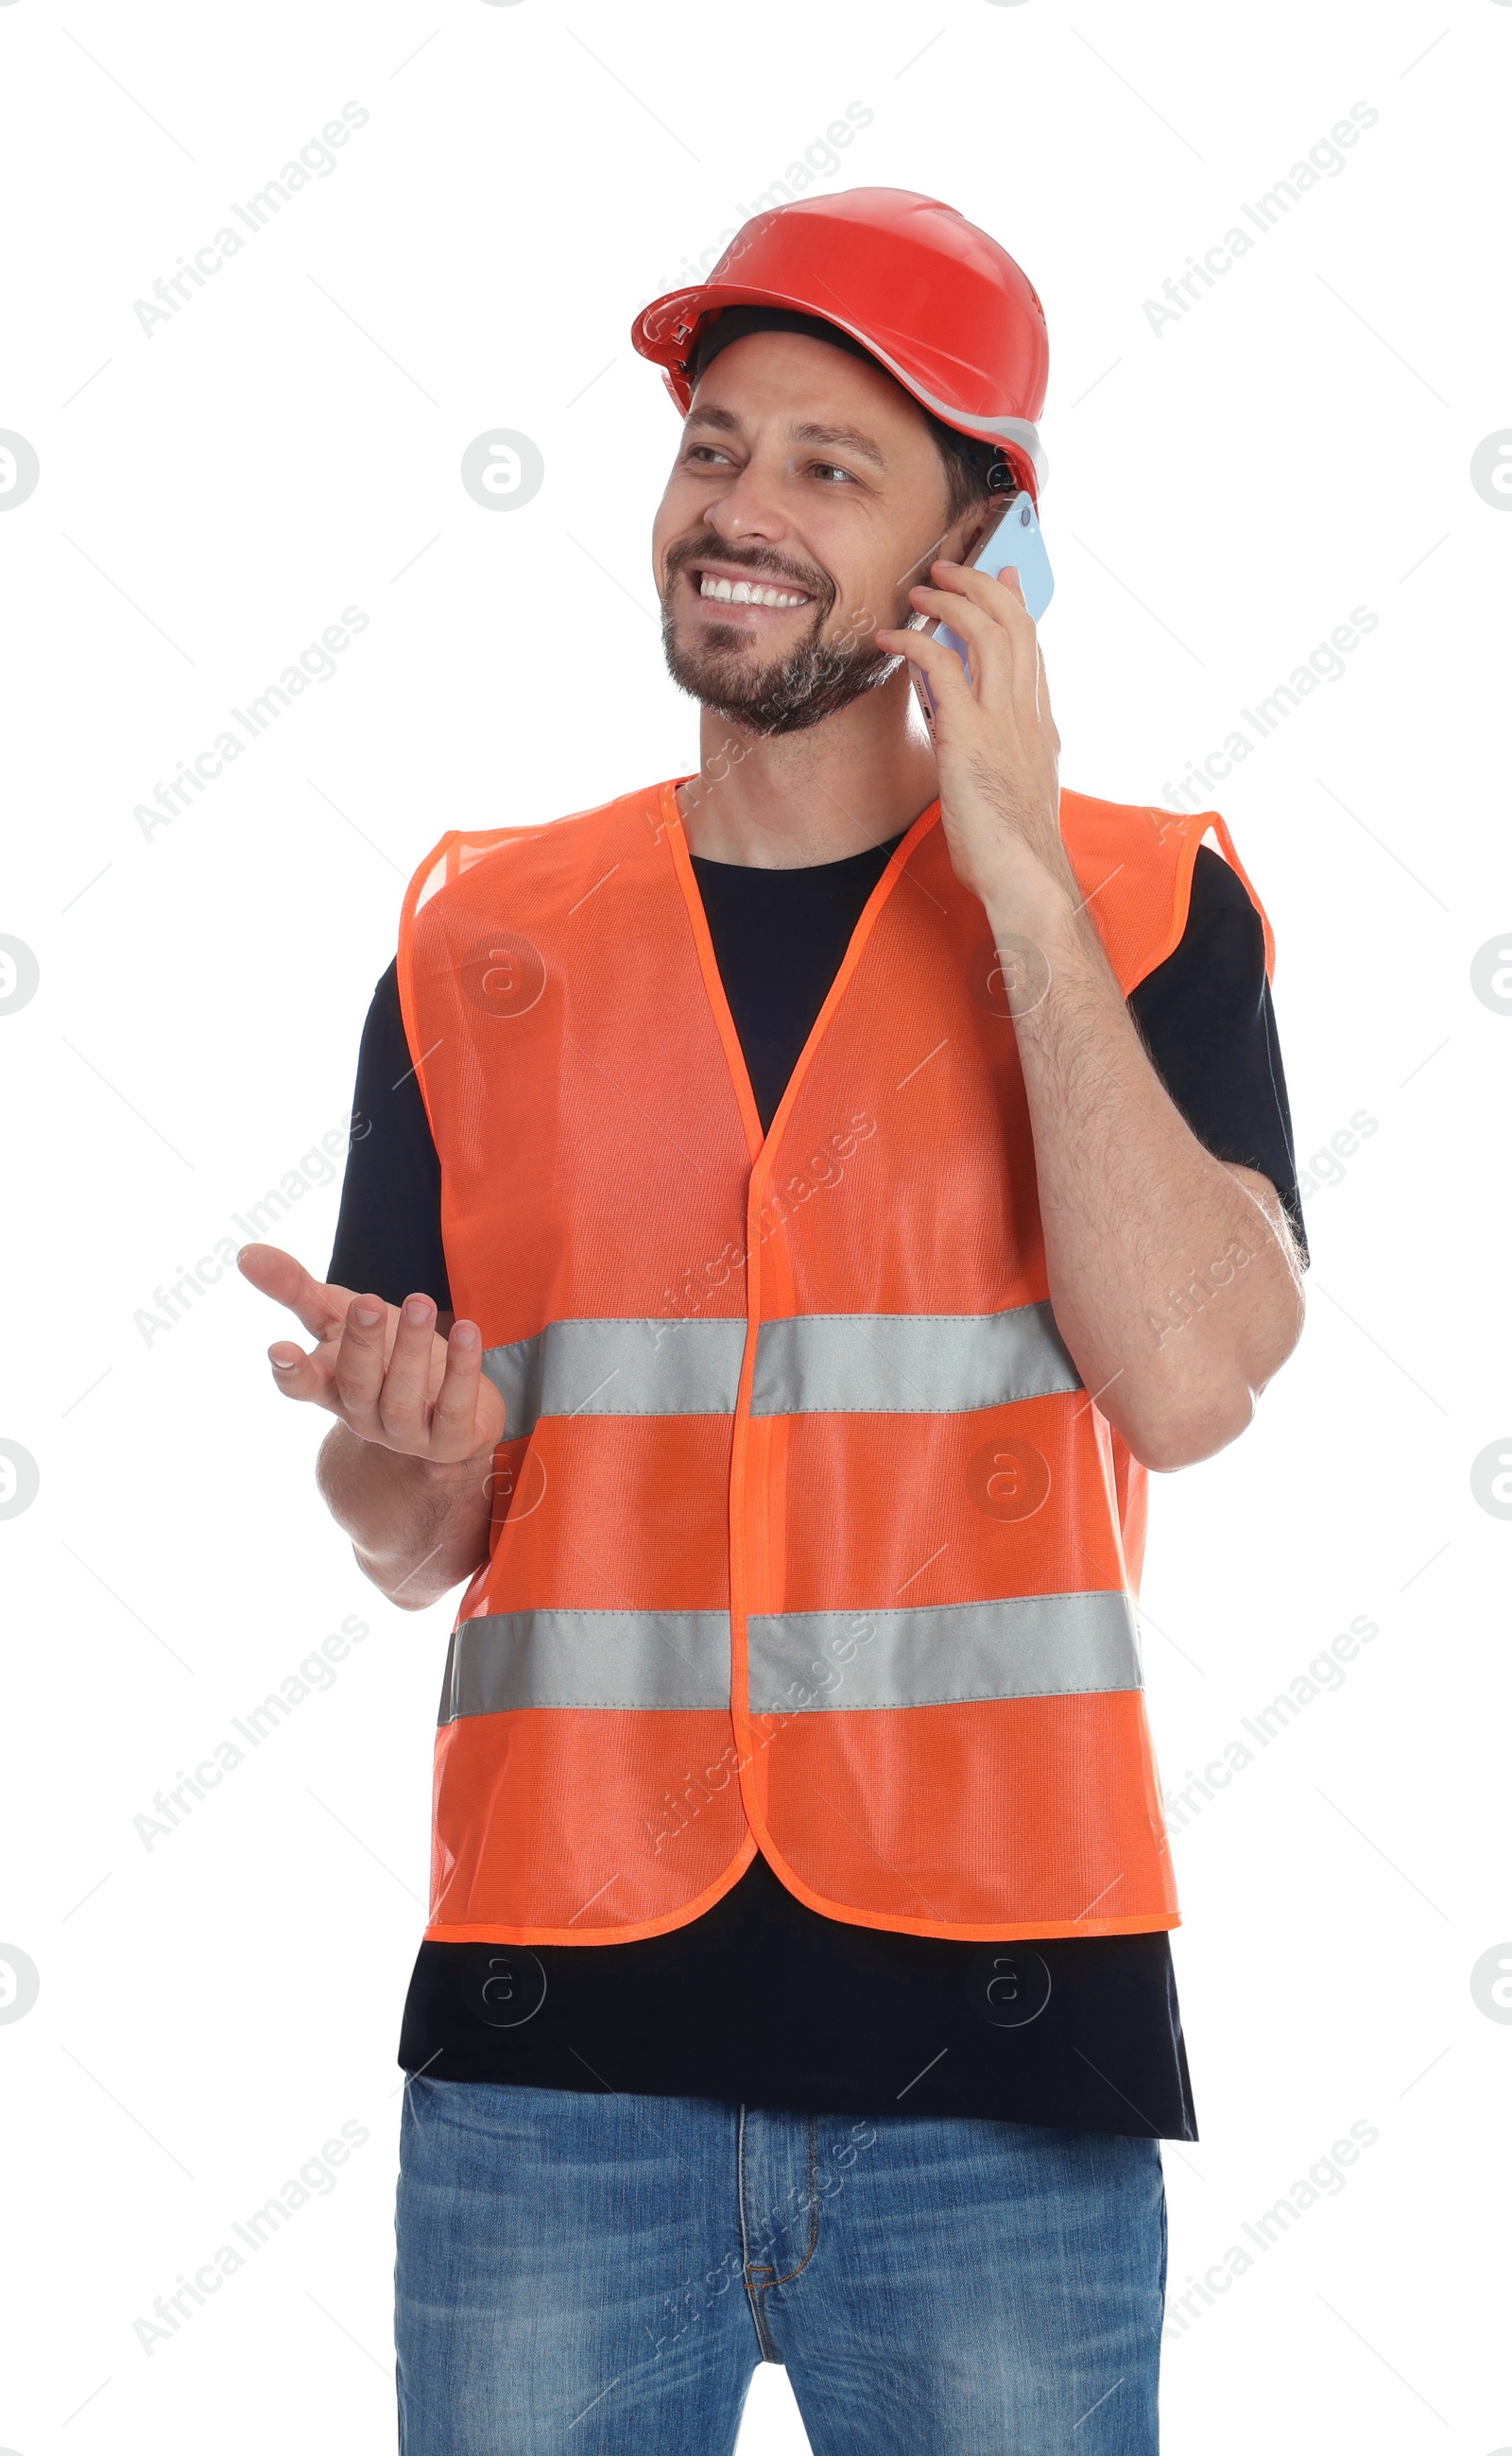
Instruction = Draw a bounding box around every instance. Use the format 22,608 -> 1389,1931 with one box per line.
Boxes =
930,424 -> 1005,530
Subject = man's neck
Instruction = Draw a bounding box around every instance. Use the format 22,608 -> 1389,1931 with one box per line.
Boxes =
676,669 -> 940,868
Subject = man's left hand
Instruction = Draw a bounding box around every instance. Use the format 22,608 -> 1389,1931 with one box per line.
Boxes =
875,558 -> 1076,925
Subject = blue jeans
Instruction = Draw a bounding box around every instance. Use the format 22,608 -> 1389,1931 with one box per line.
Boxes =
394,2077 -> 1166,2453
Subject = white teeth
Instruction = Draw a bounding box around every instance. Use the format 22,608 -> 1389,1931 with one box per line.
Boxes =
699,575 -> 809,609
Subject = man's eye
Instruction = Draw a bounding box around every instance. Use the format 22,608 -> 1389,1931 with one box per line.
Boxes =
686,444 -> 732,466
810,462 -> 856,485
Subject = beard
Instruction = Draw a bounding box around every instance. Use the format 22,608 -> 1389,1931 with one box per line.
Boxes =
660,539 -> 906,738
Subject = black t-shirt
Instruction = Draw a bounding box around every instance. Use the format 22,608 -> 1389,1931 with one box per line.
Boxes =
329,829 -> 1308,2138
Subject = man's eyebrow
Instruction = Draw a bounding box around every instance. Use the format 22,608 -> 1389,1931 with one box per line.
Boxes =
684,403 -> 743,437
683,403 -> 888,472
791,421 -> 887,471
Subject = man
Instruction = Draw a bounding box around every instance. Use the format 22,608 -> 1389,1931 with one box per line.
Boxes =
240,188 -> 1307,2453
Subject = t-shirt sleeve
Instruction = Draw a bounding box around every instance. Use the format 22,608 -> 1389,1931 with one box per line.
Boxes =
1126,845 -> 1310,1267
326,960 -> 452,1311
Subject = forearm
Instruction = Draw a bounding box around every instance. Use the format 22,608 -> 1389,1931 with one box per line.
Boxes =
995,885 -> 1305,1472
316,1420 -> 493,1609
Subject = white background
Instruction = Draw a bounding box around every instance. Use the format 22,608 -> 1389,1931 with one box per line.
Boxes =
1,0 -> 1508,2447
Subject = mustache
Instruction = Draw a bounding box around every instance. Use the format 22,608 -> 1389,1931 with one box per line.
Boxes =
663,535 -> 833,608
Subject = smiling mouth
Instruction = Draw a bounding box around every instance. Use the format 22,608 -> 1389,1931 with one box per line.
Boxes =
693,571 -> 813,610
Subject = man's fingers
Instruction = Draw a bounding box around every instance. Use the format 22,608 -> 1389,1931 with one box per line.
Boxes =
331,1292 -> 402,1434
873,620 -> 975,710
376,1295 -> 443,1444
931,559 -> 1039,684
934,555 -> 1035,628
901,583 -> 1023,712
258,1271 -> 492,1460
905,585 -> 1002,658
266,1335 -> 336,1407
238,1242 -> 353,1342
428,1321 -> 500,1459
916,564 -> 1053,741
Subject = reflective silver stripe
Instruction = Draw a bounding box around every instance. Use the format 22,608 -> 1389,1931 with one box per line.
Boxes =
482,1304 -> 1080,1436
439,1608 -> 731,1719
750,1300 -> 1081,1417
747,1592 -> 1142,1713
482,1318 -> 746,1442
439,1593 -> 1142,1721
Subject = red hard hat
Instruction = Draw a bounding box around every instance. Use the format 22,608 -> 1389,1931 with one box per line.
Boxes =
631,187 -> 1050,499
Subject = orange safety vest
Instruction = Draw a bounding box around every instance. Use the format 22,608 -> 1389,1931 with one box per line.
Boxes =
396,778 -> 1275,1947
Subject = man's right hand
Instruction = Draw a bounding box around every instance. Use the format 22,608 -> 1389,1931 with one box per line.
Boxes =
236,1243 -> 505,1463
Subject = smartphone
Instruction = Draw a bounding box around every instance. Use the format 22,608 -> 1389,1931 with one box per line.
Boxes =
908,489 -> 1055,729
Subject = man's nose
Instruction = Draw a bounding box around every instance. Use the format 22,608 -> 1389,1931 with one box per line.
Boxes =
701,458 -> 790,545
